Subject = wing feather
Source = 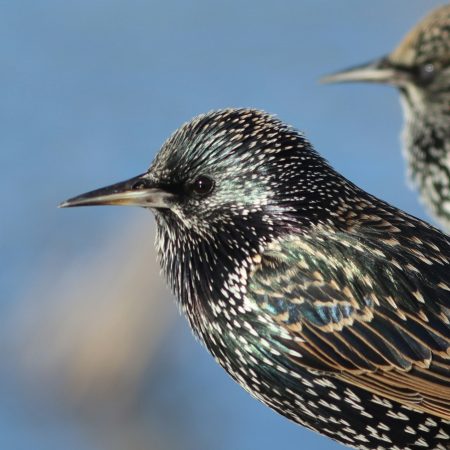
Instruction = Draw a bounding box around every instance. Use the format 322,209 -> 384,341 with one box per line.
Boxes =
248,227 -> 450,420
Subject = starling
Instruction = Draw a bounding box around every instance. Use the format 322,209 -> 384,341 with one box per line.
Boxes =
60,108 -> 450,450
322,5 -> 450,232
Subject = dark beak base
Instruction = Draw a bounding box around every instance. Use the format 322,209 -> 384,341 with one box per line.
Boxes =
321,56 -> 407,85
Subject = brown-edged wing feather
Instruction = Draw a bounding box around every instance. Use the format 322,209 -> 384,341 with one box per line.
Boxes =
248,227 -> 450,420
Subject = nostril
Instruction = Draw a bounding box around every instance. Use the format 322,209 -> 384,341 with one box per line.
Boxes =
131,180 -> 147,190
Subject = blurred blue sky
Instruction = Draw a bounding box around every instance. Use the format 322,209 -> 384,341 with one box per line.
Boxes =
0,1 -> 445,449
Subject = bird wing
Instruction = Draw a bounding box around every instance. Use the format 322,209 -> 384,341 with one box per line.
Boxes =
248,226 -> 450,420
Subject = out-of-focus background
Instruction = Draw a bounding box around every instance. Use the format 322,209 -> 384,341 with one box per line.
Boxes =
1,1 -> 445,449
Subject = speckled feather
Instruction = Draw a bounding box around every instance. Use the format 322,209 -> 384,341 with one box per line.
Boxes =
64,107 -> 450,449
395,5 -> 450,232
143,109 -> 450,449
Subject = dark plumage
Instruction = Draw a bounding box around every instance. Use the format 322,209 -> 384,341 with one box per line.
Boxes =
61,108 -> 450,450
322,5 -> 450,232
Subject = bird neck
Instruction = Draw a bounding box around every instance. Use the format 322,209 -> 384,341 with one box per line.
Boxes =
153,180 -> 366,346
154,210 -> 273,339
399,91 -> 450,225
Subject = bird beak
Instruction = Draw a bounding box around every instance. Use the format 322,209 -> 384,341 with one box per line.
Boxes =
59,173 -> 174,209
320,56 -> 408,86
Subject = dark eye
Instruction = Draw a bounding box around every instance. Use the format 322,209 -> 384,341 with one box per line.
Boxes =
192,175 -> 215,195
417,62 -> 436,85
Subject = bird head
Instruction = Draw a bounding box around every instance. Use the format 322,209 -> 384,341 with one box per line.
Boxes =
61,108 -> 349,241
321,5 -> 450,112
60,109 -> 354,317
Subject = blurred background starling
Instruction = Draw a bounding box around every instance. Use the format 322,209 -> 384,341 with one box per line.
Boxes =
322,5 -> 450,232
61,108 -> 450,450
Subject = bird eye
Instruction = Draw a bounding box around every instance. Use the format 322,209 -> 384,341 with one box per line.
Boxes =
417,62 -> 436,85
192,176 -> 215,196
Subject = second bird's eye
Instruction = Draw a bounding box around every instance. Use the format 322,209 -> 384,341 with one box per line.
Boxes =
192,175 -> 215,195
417,62 -> 436,85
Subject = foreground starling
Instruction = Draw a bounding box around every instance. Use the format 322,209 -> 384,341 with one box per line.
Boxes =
61,108 -> 450,450
322,5 -> 450,232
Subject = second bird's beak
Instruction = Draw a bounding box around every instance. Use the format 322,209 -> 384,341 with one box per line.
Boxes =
59,173 -> 174,209
321,57 -> 406,86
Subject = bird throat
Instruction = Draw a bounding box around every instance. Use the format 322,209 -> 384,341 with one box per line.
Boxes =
400,92 -> 450,229
153,209 -> 273,340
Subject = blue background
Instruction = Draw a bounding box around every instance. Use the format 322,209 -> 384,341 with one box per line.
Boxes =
0,1 -> 445,449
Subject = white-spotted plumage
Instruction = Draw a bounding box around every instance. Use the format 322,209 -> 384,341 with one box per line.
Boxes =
63,108 -> 450,449
147,109 -> 450,449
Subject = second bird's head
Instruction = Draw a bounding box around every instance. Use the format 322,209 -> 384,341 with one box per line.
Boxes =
322,5 -> 450,113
